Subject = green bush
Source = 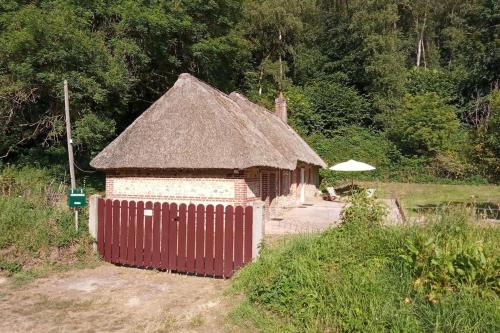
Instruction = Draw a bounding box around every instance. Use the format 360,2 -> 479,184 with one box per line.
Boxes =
341,191 -> 386,226
304,80 -> 373,134
387,93 -> 461,157
231,196 -> 500,332
406,68 -> 461,103
0,166 -> 92,273
307,126 -> 405,187
401,208 -> 500,302
307,126 -> 401,169
308,130 -> 490,185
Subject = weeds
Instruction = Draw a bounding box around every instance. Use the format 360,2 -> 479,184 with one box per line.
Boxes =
231,195 -> 500,332
401,207 -> 500,302
189,314 -> 204,327
0,166 -> 97,279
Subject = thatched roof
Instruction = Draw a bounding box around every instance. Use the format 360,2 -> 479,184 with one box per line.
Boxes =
90,73 -> 326,171
229,92 -> 326,168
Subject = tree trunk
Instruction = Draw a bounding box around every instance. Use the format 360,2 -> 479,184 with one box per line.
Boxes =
416,37 -> 422,67
416,14 -> 427,68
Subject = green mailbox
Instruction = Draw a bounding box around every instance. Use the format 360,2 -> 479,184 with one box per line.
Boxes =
68,188 -> 86,208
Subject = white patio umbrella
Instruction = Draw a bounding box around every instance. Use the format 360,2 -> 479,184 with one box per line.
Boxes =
329,159 -> 375,193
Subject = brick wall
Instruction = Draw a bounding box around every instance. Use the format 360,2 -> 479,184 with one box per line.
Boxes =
246,164 -> 321,219
104,165 -> 321,220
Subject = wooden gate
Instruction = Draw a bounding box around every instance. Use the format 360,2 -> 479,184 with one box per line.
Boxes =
96,199 -> 253,278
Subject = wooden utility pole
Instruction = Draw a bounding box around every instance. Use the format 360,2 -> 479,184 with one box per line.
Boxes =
64,80 -> 78,231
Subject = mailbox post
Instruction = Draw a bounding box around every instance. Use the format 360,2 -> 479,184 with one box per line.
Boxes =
68,188 -> 86,232
68,188 -> 87,208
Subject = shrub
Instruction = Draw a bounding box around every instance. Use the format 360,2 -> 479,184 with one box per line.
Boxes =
232,196 -> 500,332
406,68 -> 461,103
307,126 -> 403,186
0,166 -> 92,273
304,80 -> 373,134
387,93 -> 461,157
400,208 -> 500,302
341,191 -> 387,227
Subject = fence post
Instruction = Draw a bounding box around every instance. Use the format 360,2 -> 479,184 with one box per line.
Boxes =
88,194 -> 101,252
252,201 -> 265,259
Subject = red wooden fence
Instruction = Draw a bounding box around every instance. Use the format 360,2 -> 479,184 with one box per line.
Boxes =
97,199 -> 253,278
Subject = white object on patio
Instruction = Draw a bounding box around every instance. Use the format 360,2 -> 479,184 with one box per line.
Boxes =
326,187 -> 338,201
329,159 -> 375,172
329,159 -> 376,192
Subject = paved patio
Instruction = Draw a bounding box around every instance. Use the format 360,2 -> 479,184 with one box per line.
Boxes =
266,200 -> 346,235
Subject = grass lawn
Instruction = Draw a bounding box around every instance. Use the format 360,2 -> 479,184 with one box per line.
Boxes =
359,181 -> 500,217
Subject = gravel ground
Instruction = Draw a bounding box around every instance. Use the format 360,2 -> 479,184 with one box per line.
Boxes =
0,263 -> 235,333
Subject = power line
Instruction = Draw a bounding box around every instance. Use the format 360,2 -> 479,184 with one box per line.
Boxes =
73,161 -> 96,174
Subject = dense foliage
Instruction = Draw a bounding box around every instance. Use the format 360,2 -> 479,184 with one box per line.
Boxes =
0,0 -> 498,182
0,167 -> 94,277
231,194 -> 500,332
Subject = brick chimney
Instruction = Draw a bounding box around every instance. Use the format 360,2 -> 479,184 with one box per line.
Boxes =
275,91 -> 287,123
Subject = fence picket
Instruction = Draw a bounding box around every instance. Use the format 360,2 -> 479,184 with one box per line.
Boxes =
112,200 -> 120,263
127,201 -> 136,264
187,204 -> 196,273
97,198 -> 105,256
152,202 -> 162,267
168,203 -> 178,270
234,206 -> 244,269
177,204 -> 187,272
119,200 -> 129,263
224,205 -> 234,278
104,199 -> 113,261
214,205 -> 224,277
161,202 -> 170,270
135,201 -> 145,266
143,201 -> 153,267
244,206 -> 253,264
196,204 -> 205,275
205,205 -> 215,276
144,201 -> 153,267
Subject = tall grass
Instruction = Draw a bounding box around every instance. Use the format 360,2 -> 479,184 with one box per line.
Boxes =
231,194 -> 500,332
0,166 -> 94,276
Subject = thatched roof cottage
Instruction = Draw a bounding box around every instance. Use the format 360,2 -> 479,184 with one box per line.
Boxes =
91,73 -> 326,219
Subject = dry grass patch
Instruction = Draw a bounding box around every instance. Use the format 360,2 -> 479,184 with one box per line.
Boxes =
359,181 -> 500,217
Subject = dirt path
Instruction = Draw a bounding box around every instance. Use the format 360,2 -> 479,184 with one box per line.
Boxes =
0,263 -> 235,332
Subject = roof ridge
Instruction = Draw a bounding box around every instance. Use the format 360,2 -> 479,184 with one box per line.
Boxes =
179,77 -> 289,165
229,91 -> 326,168
178,73 -> 238,107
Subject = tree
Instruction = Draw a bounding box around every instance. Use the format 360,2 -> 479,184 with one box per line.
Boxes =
239,0 -> 317,96
0,0 -> 247,163
471,90 -> 500,179
348,0 -> 407,113
388,93 -> 461,157
285,85 -> 320,136
305,79 -> 372,135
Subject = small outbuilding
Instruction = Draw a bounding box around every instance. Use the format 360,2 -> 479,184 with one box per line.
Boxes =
90,73 -> 326,220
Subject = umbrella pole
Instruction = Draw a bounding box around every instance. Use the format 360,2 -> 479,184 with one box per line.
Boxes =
351,177 -> 354,195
